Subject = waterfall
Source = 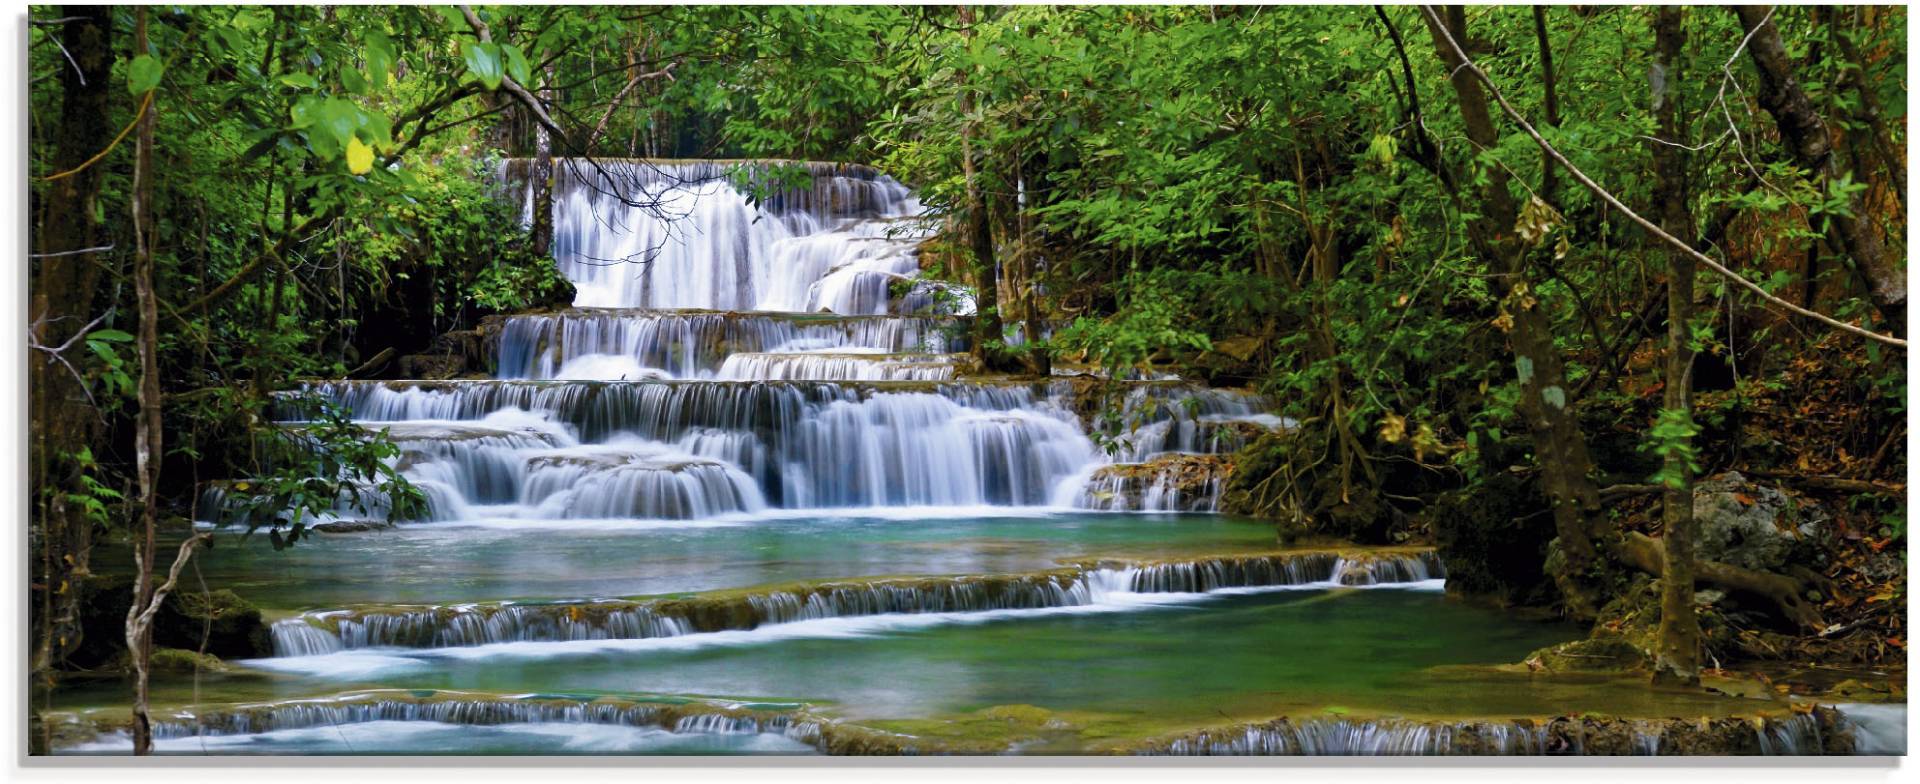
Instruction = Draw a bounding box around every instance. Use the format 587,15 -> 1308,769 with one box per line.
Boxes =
219,160 -> 1287,532
1141,708 -> 1862,755
120,690 -> 826,752
495,310 -> 965,380
540,160 -> 935,313
265,550 -> 1446,655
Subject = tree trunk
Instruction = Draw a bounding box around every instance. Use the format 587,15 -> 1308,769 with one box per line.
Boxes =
530,65 -> 556,258
1422,6 -> 1612,619
957,5 -> 1005,366
1732,5 -> 1904,327
127,7 -> 162,755
1649,6 -> 1701,687
29,5 -> 113,695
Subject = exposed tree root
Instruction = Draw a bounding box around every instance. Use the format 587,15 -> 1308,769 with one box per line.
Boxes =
1615,532 -> 1824,630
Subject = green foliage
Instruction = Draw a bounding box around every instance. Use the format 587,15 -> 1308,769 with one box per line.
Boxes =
82,327 -> 136,408
126,54 -> 162,95
63,447 -> 124,531
1052,267 -> 1222,375
1643,407 -> 1703,490
232,397 -> 424,549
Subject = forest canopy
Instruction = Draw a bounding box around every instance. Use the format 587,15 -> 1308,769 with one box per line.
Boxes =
26,3 -> 1907,753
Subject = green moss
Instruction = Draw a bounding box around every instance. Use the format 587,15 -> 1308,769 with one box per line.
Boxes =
1523,638 -> 1650,674
160,588 -> 269,659
146,648 -> 227,674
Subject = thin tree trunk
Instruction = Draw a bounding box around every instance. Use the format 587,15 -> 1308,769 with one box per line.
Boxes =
1531,6 -> 1561,204
126,8 -> 162,755
957,5 -> 1004,366
530,65 -> 556,258
1732,6 -> 1903,327
1649,5 -> 1701,687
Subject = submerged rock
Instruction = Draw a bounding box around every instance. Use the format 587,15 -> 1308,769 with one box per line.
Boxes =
311,520 -> 395,534
144,647 -> 228,674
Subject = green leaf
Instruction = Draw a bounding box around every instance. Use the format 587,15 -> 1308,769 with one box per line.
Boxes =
127,54 -> 163,95
88,328 -> 134,343
502,43 -> 531,88
461,41 -> 504,90
289,95 -> 322,129
318,97 -> 362,149
365,29 -> 396,88
278,72 -> 318,90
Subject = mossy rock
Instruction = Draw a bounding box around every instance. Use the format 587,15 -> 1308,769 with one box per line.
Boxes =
145,647 -> 228,674
978,704 -> 1065,728
1524,638 -> 1650,674
71,575 -> 137,670
66,576 -> 263,670
156,588 -> 269,660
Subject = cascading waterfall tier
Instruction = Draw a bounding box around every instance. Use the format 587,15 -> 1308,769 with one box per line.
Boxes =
56,690 -> 1875,756
513,159 -> 938,314
494,309 -> 967,380
114,690 -> 828,751
1138,708 -> 1861,756
242,377 -> 1271,521
266,550 -> 1445,655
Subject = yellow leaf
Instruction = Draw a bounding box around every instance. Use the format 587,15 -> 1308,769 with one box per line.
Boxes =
346,136 -> 375,175
1379,413 -> 1407,444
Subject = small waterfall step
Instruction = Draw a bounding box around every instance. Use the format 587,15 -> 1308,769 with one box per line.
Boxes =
50,688 -> 1892,756
495,308 -> 969,380
52,689 -> 837,756
715,352 -> 962,382
266,549 -> 1446,655
1138,707 -> 1872,756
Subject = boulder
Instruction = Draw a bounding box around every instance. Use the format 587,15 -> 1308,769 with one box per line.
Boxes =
1692,472 -> 1819,572
70,577 -> 270,669
156,588 -> 271,660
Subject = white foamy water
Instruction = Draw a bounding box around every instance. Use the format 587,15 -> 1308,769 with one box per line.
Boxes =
60,720 -> 816,755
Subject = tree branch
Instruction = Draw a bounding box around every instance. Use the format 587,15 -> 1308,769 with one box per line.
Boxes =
1417,5 -> 1905,350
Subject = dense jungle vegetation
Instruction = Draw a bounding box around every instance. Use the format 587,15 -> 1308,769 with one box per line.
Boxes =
27,4 -> 1907,751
